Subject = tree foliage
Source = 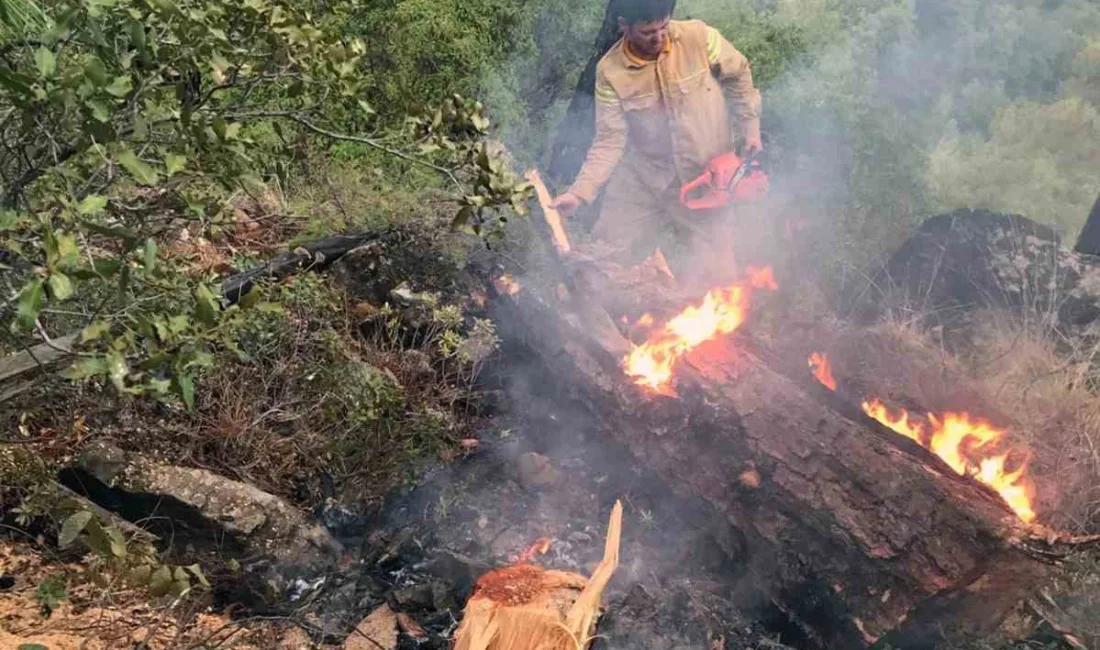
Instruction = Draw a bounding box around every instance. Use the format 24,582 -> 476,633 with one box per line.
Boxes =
0,0 -> 529,405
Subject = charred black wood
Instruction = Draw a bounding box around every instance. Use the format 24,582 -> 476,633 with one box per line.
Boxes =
221,229 -> 390,304
1073,193 -> 1100,256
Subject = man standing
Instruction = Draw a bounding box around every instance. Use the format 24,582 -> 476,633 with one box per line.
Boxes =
551,0 -> 762,272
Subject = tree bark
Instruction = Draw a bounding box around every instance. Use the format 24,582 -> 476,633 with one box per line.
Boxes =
489,273 -> 1057,650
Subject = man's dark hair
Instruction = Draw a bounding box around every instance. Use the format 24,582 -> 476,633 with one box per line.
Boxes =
618,0 -> 676,25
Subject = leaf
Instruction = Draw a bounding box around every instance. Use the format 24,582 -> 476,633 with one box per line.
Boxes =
34,48 -> 56,78
105,75 -> 132,98
78,195 -> 108,215
19,644 -> 50,650
62,357 -> 107,380
81,320 -> 110,343
85,518 -> 110,557
85,58 -> 108,86
143,239 -> 157,273
211,117 -> 227,141
85,99 -> 111,123
164,153 -> 186,176
105,525 -> 127,558
58,511 -> 93,549
193,284 -> 220,326
177,374 -> 195,410
47,273 -> 73,301
0,68 -> 34,98
451,205 -> 475,230
87,0 -> 118,17
168,314 -> 189,333
128,22 -> 146,50
106,350 -> 128,391
239,286 -> 261,309
16,279 -> 44,330
148,565 -> 172,596
56,234 -> 79,268
186,564 -> 209,588
210,53 -> 230,84
116,150 -> 159,185
80,219 -> 137,247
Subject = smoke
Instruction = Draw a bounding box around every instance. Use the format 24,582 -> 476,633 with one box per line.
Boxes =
398,0 -> 1099,644
679,0 -> 1100,264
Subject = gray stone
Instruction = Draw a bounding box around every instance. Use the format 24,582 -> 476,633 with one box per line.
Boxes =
73,441 -> 344,608
853,209 -> 1100,333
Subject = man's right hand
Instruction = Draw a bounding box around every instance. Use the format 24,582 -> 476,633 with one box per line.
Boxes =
550,192 -> 583,217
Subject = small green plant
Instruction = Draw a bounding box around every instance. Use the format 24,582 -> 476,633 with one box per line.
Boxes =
56,509 -> 209,601
34,574 -> 67,617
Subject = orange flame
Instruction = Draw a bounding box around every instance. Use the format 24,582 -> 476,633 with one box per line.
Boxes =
808,352 -> 837,391
494,274 -> 521,296
623,268 -> 777,394
861,398 -> 926,445
515,537 -> 552,564
861,399 -> 1035,522
809,354 -> 1037,523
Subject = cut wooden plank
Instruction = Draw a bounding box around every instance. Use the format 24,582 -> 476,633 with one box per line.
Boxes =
525,169 -> 571,255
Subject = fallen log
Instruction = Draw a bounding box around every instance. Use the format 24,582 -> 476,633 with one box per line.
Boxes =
489,271 -> 1064,650
221,229 -> 389,304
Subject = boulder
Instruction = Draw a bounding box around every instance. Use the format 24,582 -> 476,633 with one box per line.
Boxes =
63,441 -> 344,608
851,209 -> 1100,332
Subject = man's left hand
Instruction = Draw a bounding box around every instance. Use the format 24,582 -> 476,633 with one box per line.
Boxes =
741,136 -> 763,157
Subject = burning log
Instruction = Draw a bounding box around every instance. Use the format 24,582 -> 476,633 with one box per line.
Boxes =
453,501 -> 623,650
489,266 -> 1083,650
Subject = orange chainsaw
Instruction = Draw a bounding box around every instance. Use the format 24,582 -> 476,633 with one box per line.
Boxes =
679,150 -> 768,210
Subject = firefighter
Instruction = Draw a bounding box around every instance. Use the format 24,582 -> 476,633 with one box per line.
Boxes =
551,0 -> 762,273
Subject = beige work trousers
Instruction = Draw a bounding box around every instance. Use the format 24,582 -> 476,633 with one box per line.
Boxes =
591,165 -> 739,291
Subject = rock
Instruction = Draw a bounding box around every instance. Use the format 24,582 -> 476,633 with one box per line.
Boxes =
852,209 -> 1100,333
65,441 -> 343,608
514,452 -> 562,490
345,604 -> 398,650
429,580 -> 458,611
390,583 -> 434,611
425,550 -> 490,601
318,497 -> 362,538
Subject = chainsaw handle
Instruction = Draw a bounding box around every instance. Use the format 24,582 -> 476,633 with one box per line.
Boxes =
679,171 -> 714,209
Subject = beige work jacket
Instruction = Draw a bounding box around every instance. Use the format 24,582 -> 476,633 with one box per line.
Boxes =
569,20 -> 762,204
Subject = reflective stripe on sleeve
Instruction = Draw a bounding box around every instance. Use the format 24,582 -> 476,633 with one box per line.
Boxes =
706,27 -> 721,65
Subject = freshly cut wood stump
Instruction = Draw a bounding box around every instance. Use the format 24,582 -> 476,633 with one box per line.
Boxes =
453,501 -> 623,650
487,270 -> 1094,650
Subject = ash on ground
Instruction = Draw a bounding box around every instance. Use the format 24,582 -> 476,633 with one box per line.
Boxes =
316,385 -> 797,650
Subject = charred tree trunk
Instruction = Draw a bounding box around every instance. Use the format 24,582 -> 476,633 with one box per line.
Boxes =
547,0 -> 679,187
489,274 -> 1056,650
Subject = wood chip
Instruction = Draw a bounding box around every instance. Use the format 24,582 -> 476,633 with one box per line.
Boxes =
396,612 -> 428,641
344,604 -> 398,650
